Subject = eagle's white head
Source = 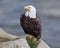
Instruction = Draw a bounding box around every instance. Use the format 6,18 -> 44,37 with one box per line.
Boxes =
24,5 -> 36,18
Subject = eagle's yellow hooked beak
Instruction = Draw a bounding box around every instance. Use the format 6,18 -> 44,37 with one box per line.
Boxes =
24,6 -> 30,10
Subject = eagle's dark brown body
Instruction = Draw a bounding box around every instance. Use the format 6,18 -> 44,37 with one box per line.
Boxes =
20,13 -> 41,39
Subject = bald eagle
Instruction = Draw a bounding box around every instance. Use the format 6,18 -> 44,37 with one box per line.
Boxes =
20,5 -> 41,40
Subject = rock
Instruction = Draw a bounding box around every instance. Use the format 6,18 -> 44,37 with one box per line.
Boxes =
37,39 -> 50,48
0,38 -> 30,48
0,28 -> 50,48
0,28 -> 19,40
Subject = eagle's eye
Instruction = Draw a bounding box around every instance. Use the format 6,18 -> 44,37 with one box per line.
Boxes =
29,7 -> 31,8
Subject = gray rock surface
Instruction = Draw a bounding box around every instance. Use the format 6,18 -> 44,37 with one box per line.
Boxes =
0,28 -> 50,48
0,38 -> 30,48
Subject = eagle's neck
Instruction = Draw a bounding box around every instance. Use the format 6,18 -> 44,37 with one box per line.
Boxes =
25,11 -> 36,18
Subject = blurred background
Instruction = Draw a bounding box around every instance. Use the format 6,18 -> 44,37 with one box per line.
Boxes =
0,0 -> 60,48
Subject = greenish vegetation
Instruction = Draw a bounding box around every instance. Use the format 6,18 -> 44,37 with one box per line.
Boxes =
26,35 -> 39,48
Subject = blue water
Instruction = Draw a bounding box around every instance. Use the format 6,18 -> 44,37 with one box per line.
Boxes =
0,0 -> 60,48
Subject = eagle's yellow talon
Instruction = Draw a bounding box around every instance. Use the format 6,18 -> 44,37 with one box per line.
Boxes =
33,38 -> 37,41
27,35 -> 32,39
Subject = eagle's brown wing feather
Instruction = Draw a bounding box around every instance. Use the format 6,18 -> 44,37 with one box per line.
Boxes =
20,14 -> 41,39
